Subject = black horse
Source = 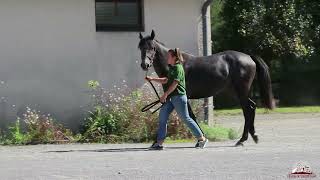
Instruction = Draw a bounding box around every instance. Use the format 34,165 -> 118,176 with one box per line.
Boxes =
138,30 -> 274,146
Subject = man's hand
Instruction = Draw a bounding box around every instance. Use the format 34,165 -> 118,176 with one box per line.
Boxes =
160,93 -> 168,103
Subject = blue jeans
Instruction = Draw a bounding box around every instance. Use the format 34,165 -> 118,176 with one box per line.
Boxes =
157,95 -> 203,141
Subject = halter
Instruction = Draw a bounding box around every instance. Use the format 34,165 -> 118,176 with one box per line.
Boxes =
146,47 -> 157,65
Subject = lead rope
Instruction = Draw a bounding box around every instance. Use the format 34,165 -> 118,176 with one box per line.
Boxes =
141,70 -> 164,114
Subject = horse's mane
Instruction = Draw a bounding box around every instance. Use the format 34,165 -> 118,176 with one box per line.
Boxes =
155,39 -> 195,57
138,36 -> 165,49
139,37 -> 194,57
154,39 -> 165,46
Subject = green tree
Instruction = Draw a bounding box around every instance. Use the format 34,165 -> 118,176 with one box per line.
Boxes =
211,0 -> 320,107
212,0 -> 318,64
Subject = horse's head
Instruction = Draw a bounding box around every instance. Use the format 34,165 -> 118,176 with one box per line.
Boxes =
138,30 -> 157,71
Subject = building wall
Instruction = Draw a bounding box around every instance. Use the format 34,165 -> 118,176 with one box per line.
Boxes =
0,0 -> 205,130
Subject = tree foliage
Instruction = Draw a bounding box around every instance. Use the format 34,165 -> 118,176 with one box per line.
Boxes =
211,0 -> 320,107
212,0 -> 320,63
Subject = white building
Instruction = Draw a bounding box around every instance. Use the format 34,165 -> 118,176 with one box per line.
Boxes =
0,0 -> 212,129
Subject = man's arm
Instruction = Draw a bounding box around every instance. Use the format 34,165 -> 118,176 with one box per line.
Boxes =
164,80 -> 178,96
160,80 -> 178,103
145,76 -> 168,84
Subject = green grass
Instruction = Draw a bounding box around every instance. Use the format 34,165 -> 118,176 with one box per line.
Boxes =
165,138 -> 194,144
214,106 -> 320,116
163,124 -> 239,143
200,123 -> 238,141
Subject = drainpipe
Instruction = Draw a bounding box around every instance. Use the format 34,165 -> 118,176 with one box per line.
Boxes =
202,0 -> 214,126
202,0 -> 213,57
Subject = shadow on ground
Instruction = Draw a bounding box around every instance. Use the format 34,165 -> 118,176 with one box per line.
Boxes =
44,145 -> 237,153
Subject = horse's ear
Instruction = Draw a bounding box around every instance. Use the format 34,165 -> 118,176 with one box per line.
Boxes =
151,30 -> 155,39
139,33 -> 143,40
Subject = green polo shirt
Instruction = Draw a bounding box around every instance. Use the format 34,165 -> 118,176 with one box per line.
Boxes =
163,64 -> 186,98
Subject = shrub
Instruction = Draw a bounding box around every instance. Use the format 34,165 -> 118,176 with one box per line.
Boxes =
1,107 -> 74,145
7,119 -> 29,145
81,80 -> 194,143
22,107 -> 74,144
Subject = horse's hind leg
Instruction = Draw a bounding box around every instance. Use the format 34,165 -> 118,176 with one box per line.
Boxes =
235,97 -> 250,146
247,98 -> 258,143
235,97 -> 257,146
234,82 -> 257,146
236,98 -> 258,145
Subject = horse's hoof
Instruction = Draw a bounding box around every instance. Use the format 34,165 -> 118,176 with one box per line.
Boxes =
235,141 -> 244,147
252,135 -> 259,144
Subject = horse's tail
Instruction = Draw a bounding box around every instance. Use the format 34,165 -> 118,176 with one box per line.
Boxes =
251,55 -> 275,109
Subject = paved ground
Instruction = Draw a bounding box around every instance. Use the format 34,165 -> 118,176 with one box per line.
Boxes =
0,113 -> 319,180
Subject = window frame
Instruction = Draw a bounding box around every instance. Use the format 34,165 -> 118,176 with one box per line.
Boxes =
95,0 -> 144,32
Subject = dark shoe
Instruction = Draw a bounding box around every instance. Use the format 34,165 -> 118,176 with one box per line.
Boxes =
197,138 -> 209,149
149,143 -> 164,150
195,140 -> 200,148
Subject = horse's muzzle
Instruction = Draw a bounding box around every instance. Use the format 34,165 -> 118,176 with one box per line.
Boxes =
141,63 -> 151,71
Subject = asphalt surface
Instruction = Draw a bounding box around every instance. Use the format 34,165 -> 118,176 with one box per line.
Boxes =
0,113 -> 319,180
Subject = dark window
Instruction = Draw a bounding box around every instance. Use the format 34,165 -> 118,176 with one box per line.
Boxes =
95,0 -> 144,32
